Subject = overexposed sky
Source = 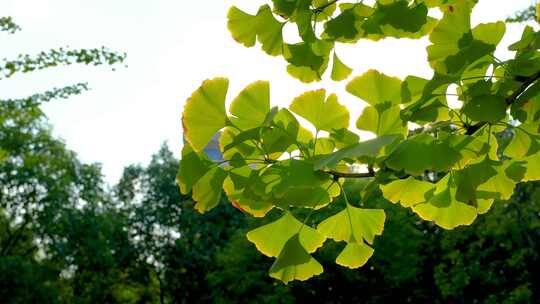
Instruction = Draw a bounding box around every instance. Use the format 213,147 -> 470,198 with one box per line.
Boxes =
0,0 -> 534,183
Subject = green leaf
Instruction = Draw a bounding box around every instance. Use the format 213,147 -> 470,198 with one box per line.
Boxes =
227,6 -> 258,47
192,166 -> 228,213
284,40 -> 333,83
219,127 -> 258,159
271,159 -> 339,208
522,151 -> 540,181
227,5 -> 284,56
511,94 -> 540,123
257,5 -> 285,56
356,1 -> 437,41
427,0 -> 505,76
229,81 -> 270,130
269,234 -> 324,284
318,204 -> 385,269
329,128 -> 360,149
223,168 -> 274,217
290,89 -> 349,132
247,212 -> 326,257
331,52 -> 353,81
504,124 -> 540,159
412,174 -> 478,229
176,144 -> 213,194
336,242 -> 374,269
314,135 -> 398,170
462,95 -> 506,123
182,78 -> 228,152
385,133 -> 462,175
380,177 -> 435,207
346,70 -> 402,106
356,102 -> 406,136
318,205 -> 385,244
223,127 -> 261,153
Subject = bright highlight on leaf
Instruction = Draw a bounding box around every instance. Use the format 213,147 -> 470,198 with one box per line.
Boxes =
290,89 -> 349,132
182,78 -> 228,152
318,204 -> 385,269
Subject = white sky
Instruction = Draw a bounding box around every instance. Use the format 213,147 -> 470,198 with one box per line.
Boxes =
0,0 -> 534,183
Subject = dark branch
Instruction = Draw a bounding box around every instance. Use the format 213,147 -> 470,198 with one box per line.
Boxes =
313,0 -> 339,12
323,170 -> 375,179
465,70 -> 540,135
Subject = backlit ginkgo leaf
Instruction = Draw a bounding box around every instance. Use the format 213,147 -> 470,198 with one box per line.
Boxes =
290,89 -> 349,132
229,81 -> 270,130
269,234 -> 324,284
192,166 -> 228,213
346,70 -> 402,106
247,212 -> 326,258
182,78 -> 228,152
380,177 -> 435,207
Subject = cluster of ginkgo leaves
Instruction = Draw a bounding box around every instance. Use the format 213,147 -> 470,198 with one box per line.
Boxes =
178,0 -> 540,284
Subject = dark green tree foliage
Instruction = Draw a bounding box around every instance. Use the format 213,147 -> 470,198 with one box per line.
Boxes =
0,17 -> 21,33
116,144 -> 246,303
0,16 -> 151,303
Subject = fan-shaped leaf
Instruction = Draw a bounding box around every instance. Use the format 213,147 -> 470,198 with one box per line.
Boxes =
182,78 -> 228,152
290,89 -> 349,131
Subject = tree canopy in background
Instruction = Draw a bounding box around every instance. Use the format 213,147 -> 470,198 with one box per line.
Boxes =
180,0 -> 540,286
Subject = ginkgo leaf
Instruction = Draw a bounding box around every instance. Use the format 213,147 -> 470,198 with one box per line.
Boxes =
269,234 -> 324,284
223,171 -> 274,217
356,0 -> 437,41
229,81 -> 270,130
385,133 -> 462,175
290,89 -> 349,132
504,124 -> 540,159
427,0 -> 505,76
380,177 -> 435,207
412,175 -> 477,230
346,70 -> 402,106
522,151 -> 540,182
336,242 -> 374,269
314,135 -> 398,170
227,6 -> 258,47
182,78 -> 228,152
356,102 -> 407,136
331,52 -> 353,81
318,204 -> 384,268
247,212 -> 326,258
227,5 -> 284,56
192,166 -> 228,213
317,205 -> 385,245
176,143 -> 213,195
257,5 -> 285,56
329,128 -> 361,149
462,95 -> 506,123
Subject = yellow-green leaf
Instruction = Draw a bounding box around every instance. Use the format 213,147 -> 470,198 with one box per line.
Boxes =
192,166 -> 227,213
182,78 -> 228,152
269,234 -> 324,284
336,242 -> 374,269
290,89 -> 349,132
331,52 -> 352,81
346,70 -> 402,106
380,177 -> 435,207
229,81 -> 270,130
247,212 -> 326,258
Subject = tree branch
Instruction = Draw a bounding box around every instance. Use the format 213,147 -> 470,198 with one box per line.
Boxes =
465,70 -> 540,135
322,170 -> 375,179
313,0 -> 339,12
